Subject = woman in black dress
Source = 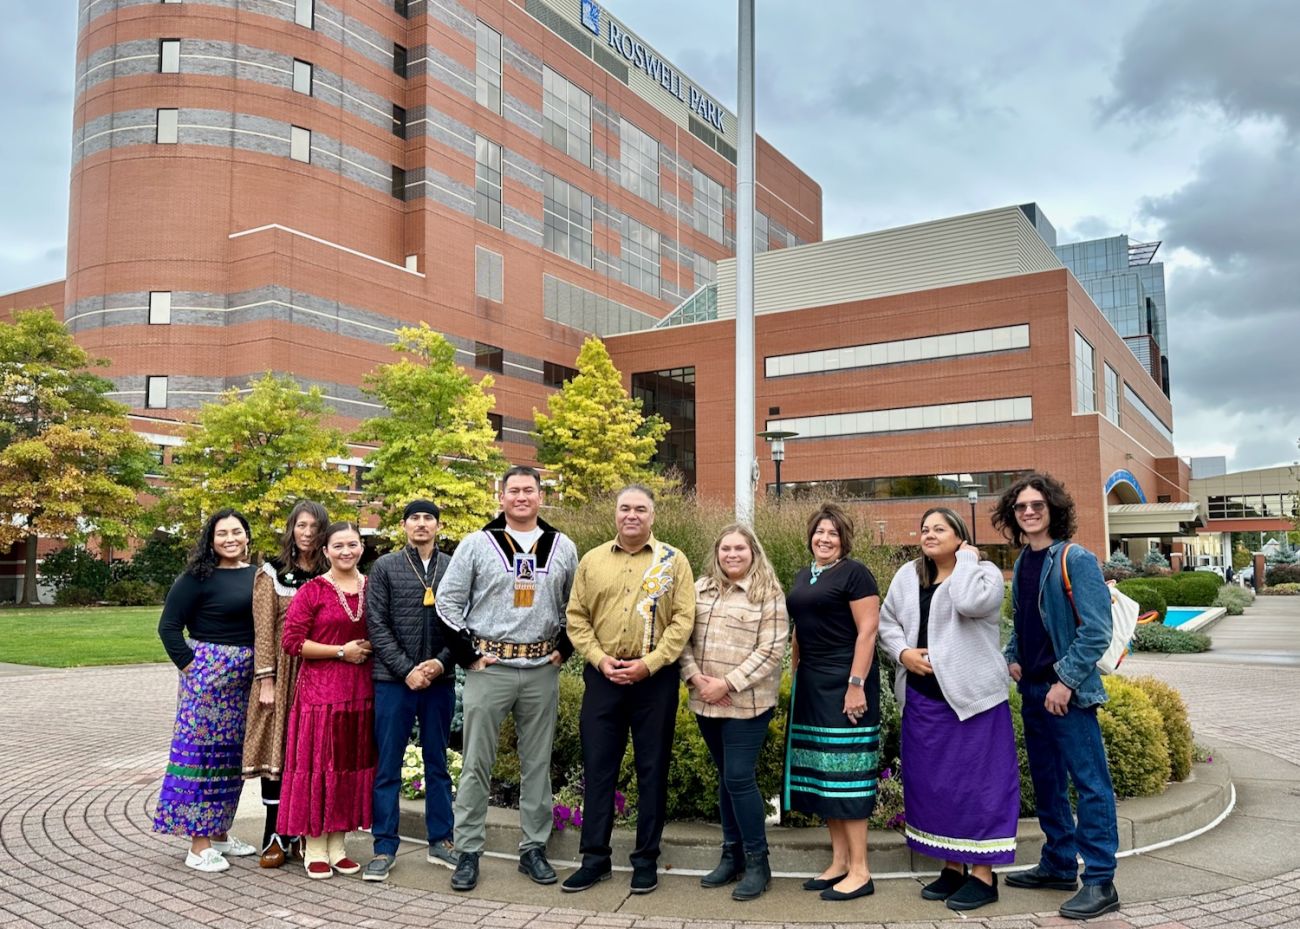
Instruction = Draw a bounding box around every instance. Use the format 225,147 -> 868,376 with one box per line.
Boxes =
782,502 -> 881,901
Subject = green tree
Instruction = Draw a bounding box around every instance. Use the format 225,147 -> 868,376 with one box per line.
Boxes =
533,337 -> 670,505
354,324 -> 505,541
0,309 -> 152,603
158,373 -> 354,558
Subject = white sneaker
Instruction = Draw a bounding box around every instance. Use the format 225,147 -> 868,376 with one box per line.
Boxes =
185,848 -> 230,873
211,836 -> 257,857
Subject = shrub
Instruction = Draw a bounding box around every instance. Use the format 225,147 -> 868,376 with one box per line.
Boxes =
1141,549 -> 1170,573
40,546 -> 110,600
1213,584 -> 1253,615
1260,583 -> 1300,596
1131,623 -> 1211,653
129,535 -> 189,588
1007,687 -> 1036,817
1103,552 -> 1137,582
492,671 -> 584,792
1098,677 -> 1170,798
1173,572 -> 1220,607
53,586 -> 98,606
104,579 -> 164,606
1266,563 -> 1300,585
1128,676 -> 1194,782
1117,580 -> 1166,622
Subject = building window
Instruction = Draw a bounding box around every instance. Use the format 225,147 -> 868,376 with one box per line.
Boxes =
475,342 -> 503,373
390,165 -> 406,200
542,173 -> 593,267
159,39 -> 180,73
1123,383 -> 1174,444
754,211 -> 769,253
542,67 -> 591,166
392,104 -> 407,138
475,21 -> 501,114
1074,330 -> 1096,413
292,59 -> 312,95
775,470 -> 1034,502
631,367 -> 696,488
1104,364 -> 1120,425
765,324 -> 1030,378
621,216 -> 660,297
694,254 -> 716,289
393,0 -> 409,16
619,118 -> 659,205
392,43 -> 407,77
475,247 -> 503,302
488,413 -> 503,440
692,169 -> 723,242
543,361 -> 577,388
156,108 -> 178,143
767,396 -> 1034,440
290,125 -> 310,163
148,291 -> 172,325
145,376 -> 169,409
474,135 -> 502,228
294,0 -> 313,28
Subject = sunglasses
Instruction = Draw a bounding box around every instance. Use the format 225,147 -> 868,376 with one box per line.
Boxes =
1013,501 -> 1048,514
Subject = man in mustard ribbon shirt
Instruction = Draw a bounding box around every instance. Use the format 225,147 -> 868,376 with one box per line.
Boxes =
561,485 -> 695,896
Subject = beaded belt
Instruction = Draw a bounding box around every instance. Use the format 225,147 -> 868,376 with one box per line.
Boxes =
473,636 -> 556,660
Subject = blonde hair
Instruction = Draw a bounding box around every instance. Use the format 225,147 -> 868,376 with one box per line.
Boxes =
699,523 -> 784,604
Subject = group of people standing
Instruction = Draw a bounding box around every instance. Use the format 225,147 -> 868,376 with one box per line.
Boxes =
151,469 -> 1121,921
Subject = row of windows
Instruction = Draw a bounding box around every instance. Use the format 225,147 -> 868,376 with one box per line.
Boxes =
766,324 -> 1030,379
1206,494 -> 1300,520
1124,383 -> 1174,444
772,470 -> 1034,502
769,397 -> 1033,440
1074,331 -> 1096,414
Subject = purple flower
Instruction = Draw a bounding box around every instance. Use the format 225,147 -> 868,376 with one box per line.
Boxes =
572,807 -> 583,828
553,804 -> 572,831
880,768 -> 892,781
614,791 -> 627,816
887,813 -> 906,829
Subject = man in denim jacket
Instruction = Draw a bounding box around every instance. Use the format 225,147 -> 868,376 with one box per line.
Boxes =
993,473 -> 1120,920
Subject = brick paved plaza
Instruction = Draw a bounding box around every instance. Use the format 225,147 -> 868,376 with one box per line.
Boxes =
2,597 -> 1299,929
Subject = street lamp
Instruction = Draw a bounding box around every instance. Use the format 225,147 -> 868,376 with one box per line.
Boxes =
757,430 -> 798,501
876,520 -> 887,546
961,480 -> 981,547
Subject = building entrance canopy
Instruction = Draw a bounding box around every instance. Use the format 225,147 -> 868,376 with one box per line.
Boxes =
1108,502 -> 1203,538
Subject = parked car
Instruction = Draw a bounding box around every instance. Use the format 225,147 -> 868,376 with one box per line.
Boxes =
1195,565 -> 1225,579
1240,565 -> 1255,586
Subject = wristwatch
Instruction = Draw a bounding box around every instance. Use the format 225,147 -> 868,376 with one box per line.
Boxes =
847,675 -> 864,687
336,646 -> 346,660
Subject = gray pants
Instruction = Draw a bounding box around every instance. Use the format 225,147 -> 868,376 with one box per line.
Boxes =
454,662 -> 560,854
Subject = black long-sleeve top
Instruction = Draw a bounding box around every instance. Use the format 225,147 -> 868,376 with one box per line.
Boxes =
157,566 -> 257,669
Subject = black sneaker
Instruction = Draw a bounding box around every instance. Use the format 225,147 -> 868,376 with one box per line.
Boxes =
920,866 -> 967,900
518,847 -> 557,885
1005,864 -> 1079,891
560,863 -> 612,893
946,873 -> 998,912
629,865 -> 658,894
1059,882 -> 1120,920
450,852 -> 480,892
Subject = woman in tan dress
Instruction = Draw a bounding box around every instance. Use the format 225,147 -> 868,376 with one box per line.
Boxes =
242,500 -> 330,867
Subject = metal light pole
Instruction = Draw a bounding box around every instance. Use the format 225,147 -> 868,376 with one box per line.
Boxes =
734,0 -> 756,524
966,487 -> 980,547
758,430 -> 797,500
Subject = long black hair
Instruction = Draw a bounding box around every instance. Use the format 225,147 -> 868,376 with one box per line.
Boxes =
915,507 -> 973,589
185,509 -> 251,580
275,500 -> 330,573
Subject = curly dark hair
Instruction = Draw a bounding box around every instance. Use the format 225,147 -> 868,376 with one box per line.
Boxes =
185,509 -> 251,580
991,472 -> 1077,547
806,501 -> 855,559
274,500 -> 330,573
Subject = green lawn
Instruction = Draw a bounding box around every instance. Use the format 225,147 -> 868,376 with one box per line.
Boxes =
0,606 -> 168,667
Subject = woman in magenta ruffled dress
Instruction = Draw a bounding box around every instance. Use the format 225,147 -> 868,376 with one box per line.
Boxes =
278,522 -> 376,879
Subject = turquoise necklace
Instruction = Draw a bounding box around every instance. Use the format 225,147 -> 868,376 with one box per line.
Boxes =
809,558 -> 842,585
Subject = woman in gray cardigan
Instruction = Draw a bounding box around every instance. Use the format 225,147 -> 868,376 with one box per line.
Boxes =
878,507 -> 1017,913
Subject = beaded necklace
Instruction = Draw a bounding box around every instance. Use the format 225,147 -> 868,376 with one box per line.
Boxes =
809,558 -> 842,585
325,572 -> 366,623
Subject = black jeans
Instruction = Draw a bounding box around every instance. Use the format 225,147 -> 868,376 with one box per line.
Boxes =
578,662 -> 679,869
696,709 -> 773,855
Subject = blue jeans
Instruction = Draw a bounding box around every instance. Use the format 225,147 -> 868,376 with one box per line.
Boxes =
695,710 -> 774,856
1018,680 -> 1119,884
372,680 -> 455,856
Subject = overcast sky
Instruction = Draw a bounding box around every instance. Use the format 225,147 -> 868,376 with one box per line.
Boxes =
1,1 -> 1295,472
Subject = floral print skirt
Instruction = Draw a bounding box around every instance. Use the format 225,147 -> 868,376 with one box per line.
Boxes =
153,641 -> 254,837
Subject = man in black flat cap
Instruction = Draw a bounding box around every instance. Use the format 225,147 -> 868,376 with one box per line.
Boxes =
364,500 -> 456,883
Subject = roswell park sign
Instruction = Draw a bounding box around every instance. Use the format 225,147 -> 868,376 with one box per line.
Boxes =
580,0 -> 729,133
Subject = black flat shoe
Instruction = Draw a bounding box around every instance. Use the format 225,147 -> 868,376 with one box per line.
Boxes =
1005,864 -> 1078,891
1059,882 -> 1120,920
920,866 -> 967,900
946,873 -> 998,911
819,878 -> 875,901
802,872 -> 848,891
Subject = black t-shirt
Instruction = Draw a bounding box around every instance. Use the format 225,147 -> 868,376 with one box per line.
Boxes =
787,559 -> 879,669
157,566 -> 256,669
1014,546 -> 1058,683
907,582 -> 947,703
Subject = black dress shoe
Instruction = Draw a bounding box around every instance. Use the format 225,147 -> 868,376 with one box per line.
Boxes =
920,866 -> 967,900
1059,882 -> 1120,920
450,852 -> 480,892
629,865 -> 658,894
801,872 -> 848,891
518,847 -> 557,885
1005,864 -> 1079,891
560,864 -> 612,893
819,878 -> 875,901
946,873 -> 998,912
